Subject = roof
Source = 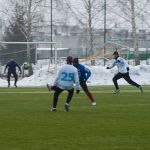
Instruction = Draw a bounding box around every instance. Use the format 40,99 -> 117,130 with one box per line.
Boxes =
130,48 -> 150,52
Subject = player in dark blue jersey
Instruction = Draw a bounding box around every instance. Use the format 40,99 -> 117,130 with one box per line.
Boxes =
73,58 -> 96,106
4,59 -> 22,87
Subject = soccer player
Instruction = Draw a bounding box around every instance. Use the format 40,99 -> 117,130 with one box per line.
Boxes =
4,59 -> 22,87
47,56 -> 80,112
73,58 -> 96,106
106,51 -> 143,94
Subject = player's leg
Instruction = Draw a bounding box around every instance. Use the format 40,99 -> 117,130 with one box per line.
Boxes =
65,88 -> 74,112
51,87 -> 63,111
112,73 -> 122,94
47,84 -> 57,91
80,81 -> 96,106
123,73 -> 143,93
7,72 -> 11,87
13,72 -> 18,87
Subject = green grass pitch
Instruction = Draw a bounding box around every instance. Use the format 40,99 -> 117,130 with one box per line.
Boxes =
0,86 -> 150,150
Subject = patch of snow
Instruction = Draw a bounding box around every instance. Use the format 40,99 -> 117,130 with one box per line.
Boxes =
0,60 -> 150,87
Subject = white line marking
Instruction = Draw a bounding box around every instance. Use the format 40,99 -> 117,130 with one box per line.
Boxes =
0,90 -> 149,94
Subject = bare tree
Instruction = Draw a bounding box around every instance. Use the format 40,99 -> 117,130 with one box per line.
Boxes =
114,0 -> 150,65
0,0 -> 45,75
22,0 -> 45,75
130,0 -> 140,65
84,0 -> 94,55
63,0 -> 104,55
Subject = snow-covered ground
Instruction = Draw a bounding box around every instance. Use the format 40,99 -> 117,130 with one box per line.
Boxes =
0,60 -> 150,87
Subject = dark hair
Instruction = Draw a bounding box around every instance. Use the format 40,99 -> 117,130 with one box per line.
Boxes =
73,58 -> 79,64
113,51 -> 119,56
66,56 -> 73,64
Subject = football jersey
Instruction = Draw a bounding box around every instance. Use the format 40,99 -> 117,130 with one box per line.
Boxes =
75,64 -> 91,82
109,57 -> 129,74
54,64 -> 80,90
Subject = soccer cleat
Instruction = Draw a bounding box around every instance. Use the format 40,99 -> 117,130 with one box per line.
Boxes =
8,84 -> 10,87
113,89 -> 120,94
50,108 -> 56,112
14,84 -> 17,88
92,102 -> 96,106
139,85 -> 143,93
65,103 -> 69,112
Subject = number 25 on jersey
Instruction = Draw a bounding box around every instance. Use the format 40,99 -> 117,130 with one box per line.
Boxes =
61,72 -> 74,81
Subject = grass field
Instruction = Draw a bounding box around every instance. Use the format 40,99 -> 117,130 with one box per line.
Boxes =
0,86 -> 150,150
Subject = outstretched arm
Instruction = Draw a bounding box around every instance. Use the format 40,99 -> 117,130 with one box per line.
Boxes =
107,60 -> 116,69
16,63 -> 22,73
4,64 -> 9,73
84,67 -> 91,81
124,59 -> 129,72
74,69 -> 80,92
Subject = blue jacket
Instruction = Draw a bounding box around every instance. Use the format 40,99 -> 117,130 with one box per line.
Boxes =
75,64 -> 91,82
5,61 -> 21,73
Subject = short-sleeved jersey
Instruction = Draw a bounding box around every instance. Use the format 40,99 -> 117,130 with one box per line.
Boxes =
75,64 -> 91,82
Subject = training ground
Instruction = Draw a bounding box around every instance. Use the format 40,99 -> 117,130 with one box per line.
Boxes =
0,86 -> 150,150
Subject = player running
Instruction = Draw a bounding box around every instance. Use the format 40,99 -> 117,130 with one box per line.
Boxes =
106,51 -> 143,94
73,58 -> 96,106
4,59 -> 22,87
47,56 -> 80,112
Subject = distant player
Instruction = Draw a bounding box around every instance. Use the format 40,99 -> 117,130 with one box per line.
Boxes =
4,59 -> 22,87
106,51 -> 143,94
47,56 -> 80,112
73,58 -> 96,106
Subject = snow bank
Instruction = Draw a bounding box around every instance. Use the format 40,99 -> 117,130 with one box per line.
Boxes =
0,62 -> 150,87
88,65 -> 150,86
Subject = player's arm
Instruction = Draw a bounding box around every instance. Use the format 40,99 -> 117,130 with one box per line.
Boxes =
16,62 -> 22,73
74,69 -> 80,93
84,67 -> 91,81
53,69 -> 61,86
4,63 -> 9,73
106,60 -> 116,69
125,60 -> 129,72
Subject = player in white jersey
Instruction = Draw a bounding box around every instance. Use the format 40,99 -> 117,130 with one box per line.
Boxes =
106,51 -> 143,94
47,56 -> 80,111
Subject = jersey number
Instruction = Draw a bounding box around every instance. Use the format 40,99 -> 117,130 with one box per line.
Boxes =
61,72 -> 74,81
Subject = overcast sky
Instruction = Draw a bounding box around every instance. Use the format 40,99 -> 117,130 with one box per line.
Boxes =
0,0 -> 150,30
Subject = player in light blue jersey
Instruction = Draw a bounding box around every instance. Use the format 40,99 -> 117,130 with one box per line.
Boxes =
107,51 -> 143,94
47,56 -> 80,112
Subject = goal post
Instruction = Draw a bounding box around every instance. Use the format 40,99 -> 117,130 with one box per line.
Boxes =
0,41 -> 57,63
0,41 -> 58,75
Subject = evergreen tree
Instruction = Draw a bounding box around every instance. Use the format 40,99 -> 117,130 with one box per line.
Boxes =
2,3 -> 27,65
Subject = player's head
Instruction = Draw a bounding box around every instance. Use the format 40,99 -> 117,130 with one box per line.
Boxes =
66,56 -> 73,64
73,58 -> 79,66
113,51 -> 119,59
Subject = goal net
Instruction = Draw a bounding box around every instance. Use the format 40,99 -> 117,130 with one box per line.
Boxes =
0,42 -> 57,76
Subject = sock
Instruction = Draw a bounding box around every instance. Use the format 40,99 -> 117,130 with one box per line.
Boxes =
65,103 -> 69,106
87,92 -> 95,103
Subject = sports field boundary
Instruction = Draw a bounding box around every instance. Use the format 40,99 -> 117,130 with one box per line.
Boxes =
0,90 -> 149,94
